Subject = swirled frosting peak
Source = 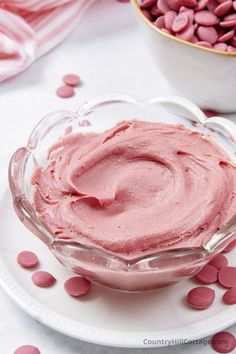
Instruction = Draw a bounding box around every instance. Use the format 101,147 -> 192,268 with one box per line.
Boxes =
32,121 -> 236,259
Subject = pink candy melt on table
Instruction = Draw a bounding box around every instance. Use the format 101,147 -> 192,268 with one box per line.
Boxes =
17,251 -> 38,269
56,73 -> 81,99
187,286 -> 215,309
14,345 -> 40,354
56,85 -> 75,99
140,0 -> 236,52
212,332 -> 236,353
32,271 -> 56,288
64,276 -> 91,297
63,74 -> 81,87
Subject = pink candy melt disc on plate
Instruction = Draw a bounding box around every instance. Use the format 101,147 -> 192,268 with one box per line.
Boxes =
17,251 -> 38,269
209,254 -> 228,270
223,287 -> 236,305
195,264 -> 218,284
187,286 -> 215,309
218,267 -> 236,288
64,277 -> 91,297
32,271 -> 56,288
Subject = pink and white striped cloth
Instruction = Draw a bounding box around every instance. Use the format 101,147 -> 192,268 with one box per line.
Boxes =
0,0 -> 96,82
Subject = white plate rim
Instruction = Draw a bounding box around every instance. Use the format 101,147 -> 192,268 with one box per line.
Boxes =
0,185 -> 236,348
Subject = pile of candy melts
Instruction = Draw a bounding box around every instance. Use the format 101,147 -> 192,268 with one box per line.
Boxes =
140,0 -> 236,52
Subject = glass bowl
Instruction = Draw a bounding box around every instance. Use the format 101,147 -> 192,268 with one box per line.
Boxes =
8,93 -> 236,292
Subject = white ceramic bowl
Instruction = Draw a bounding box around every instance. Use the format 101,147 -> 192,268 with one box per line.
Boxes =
131,0 -> 236,113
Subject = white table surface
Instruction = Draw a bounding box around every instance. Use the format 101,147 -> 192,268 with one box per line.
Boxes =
1,1 -> 236,353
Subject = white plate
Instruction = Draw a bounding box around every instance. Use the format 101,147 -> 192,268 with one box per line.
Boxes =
0,187 -> 236,348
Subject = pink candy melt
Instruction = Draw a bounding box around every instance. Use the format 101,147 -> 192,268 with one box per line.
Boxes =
172,12 -> 188,32
197,26 -> 218,44
187,286 -> 215,309
195,10 -> 219,25
63,74 -> 80,87
14,345 -> 40,354
140,0 -> 236,52
17,251 -> 38,269
223,287 -> 236,305
215,1 -> 233,17
56,85 -> 74,99
218,267 -> 236,288
32,121 -> 236,259
196,0 -> 210,11
209,254 -> 228,269
164,11 -> 176,31
196,40 -> 212,48
141,0 -> 156,8
212,332 -> 236,353
32,271 -> 56,288
195,264 -> 218,284
222,239 -> 236,253
64,276 -> 91,297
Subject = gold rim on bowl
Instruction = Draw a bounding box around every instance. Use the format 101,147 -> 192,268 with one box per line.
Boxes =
131,0 -> 236,57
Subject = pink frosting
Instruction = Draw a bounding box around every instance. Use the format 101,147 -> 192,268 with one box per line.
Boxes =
32,121 -> 236,259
